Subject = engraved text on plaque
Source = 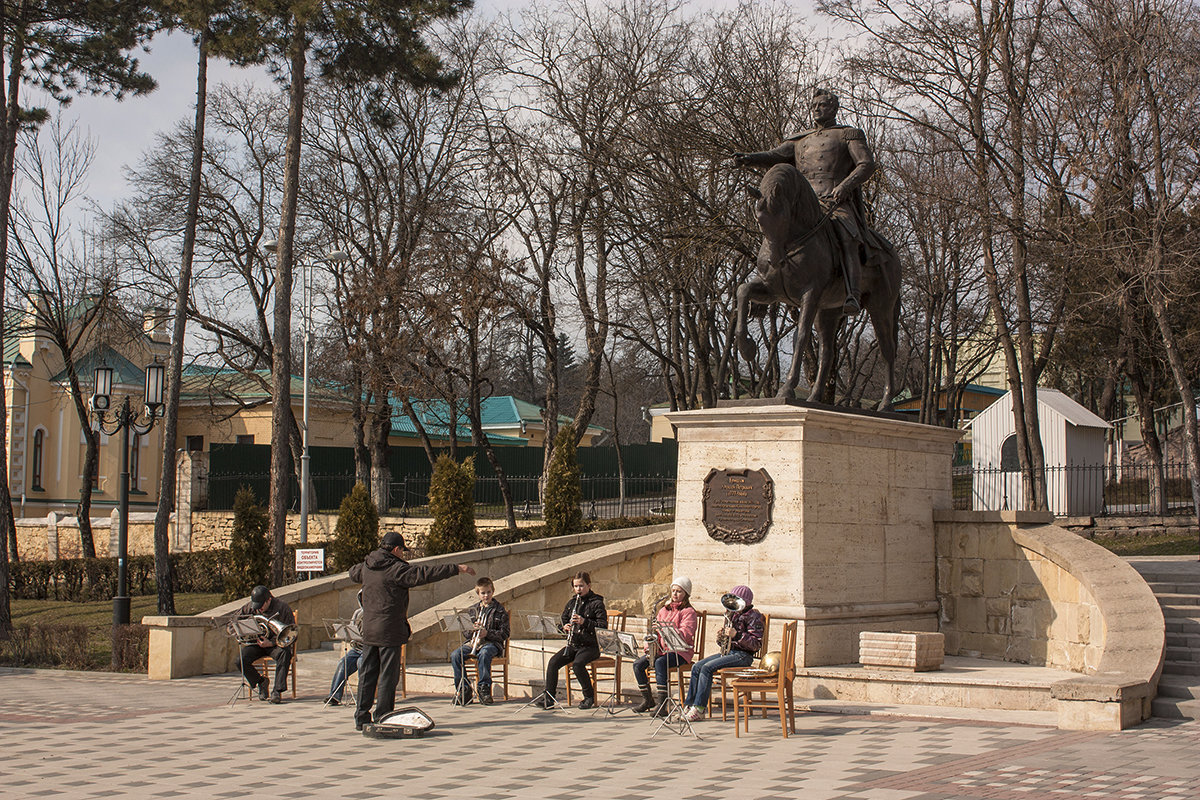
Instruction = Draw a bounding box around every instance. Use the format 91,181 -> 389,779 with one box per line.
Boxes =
702,468 -> 773,544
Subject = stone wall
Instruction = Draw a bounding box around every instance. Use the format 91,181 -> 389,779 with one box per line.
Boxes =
15,511 -> 158,560
936,509 -> 1163,730
143,524 -> 671,679
936,510 -> 1104,671
13,510 -> 540,561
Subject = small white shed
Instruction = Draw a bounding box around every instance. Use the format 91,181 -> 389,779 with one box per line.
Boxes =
966,388 -> 1112,516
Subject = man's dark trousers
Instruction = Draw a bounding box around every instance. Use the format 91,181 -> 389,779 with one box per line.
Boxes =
355,644 -> 403,727
239,644 -> 291,691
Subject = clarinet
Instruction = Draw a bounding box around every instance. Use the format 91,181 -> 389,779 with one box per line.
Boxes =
564,594 -> 583,649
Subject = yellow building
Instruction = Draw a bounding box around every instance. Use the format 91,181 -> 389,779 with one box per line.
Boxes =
3,295 -> 604,522
3,304 -> 170,518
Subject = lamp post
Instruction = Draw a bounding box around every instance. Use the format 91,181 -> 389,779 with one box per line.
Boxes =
91,360 -> 166,627
263,241 -> 349,544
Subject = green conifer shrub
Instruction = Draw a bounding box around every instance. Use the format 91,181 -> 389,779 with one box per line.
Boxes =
543,426 -> 583,537
426,455 -> 476,556
331,483 -> 380,570
225,486 -> 270,600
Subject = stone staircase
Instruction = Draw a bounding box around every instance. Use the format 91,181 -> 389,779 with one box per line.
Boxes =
1127,558 -> 1200,721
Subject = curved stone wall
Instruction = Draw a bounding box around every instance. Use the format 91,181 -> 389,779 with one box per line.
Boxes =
144,523 -> 671,679
935,509 -> 1164,729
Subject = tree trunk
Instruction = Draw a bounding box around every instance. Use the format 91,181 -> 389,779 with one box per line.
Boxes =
151,28 -> 210,616
1147,277 -> 1200,549
369,393 -> 390,513
0,3 -> 30,638
352,379 -> 371,487
269,20 -> 307,587
1128,365 -> 1166,515
466,325 -> 516,529
76,429 -> 99,558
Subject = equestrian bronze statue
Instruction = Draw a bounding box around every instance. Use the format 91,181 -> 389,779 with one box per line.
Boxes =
732,89 -> 900,410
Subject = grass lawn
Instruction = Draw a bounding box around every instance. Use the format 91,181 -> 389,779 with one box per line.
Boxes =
5,593 -> 222,671
1096,531 -> 1200,557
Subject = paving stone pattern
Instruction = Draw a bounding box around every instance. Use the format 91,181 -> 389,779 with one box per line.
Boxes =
2,667 -> 1199,799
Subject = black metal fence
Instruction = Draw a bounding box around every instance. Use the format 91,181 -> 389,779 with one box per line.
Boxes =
206,472 -> 677,520
953,461 -> 1195,517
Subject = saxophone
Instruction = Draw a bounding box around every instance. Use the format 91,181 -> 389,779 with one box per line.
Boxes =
644,593 -> 671,661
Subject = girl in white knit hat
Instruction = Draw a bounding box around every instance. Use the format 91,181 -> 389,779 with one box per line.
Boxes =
631,576 -> 697,716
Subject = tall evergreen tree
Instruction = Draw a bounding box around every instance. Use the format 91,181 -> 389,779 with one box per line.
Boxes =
235,0 -> 472,586
0,1 -> 158,639
331,483 -> 379,570
544,426 -> 583,538
147,1 -> 265,615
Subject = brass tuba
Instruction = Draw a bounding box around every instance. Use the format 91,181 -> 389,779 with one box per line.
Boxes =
717,592 -> 747,655
228,614 -> 298,647
261,615 -> 299,648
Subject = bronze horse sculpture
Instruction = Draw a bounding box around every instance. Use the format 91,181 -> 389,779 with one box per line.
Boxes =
733,163 -> 901,409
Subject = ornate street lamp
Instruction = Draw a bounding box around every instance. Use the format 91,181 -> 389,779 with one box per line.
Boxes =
91,360 -> 166,627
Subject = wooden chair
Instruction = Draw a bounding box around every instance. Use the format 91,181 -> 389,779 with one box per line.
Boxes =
710,613 -> 771,720
666,610 -> 707,705
731,620 -> 798,738
566,611 -> 627,705
462,638 -> 510,700
253,611 -> 299,700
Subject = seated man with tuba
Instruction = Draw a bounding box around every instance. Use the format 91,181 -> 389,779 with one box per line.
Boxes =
236,585 -> 297,704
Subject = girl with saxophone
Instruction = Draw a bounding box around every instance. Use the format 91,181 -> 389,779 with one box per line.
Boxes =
535,572 -> 607,709
681,584 -> 763,722
632,576 -> 697,716
450,577 -> 510,705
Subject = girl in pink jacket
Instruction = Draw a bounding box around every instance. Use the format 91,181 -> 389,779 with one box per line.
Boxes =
632,576 -> 698,716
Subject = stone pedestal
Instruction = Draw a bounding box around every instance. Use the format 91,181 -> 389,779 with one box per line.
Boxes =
665,401 -> 960,666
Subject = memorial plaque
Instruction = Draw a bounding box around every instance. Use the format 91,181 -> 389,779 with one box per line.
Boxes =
702,468 -> 773,544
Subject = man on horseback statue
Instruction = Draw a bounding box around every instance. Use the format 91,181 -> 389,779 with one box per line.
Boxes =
734,88 -> 878,317
729,88 -> 901,409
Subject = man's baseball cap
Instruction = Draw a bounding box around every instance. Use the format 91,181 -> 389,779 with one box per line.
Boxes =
249,585 -> 270,610
381,532 -> 410,551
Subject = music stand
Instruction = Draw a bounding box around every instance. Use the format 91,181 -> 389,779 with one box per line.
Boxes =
438,609 -> 475,704
516,612 -> 570,714
593,630 -> 639,718
322,619 -> 361,708
225,617 -> 263,706
650,623 -> 702,739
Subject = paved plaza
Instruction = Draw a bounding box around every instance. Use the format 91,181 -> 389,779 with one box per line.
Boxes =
2,667 -> 1199,799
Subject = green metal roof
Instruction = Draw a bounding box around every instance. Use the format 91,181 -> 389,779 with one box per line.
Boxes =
50,346 -> 143,386
2,311 -> 31,367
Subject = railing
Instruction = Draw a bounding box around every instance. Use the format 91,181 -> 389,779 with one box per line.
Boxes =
953,461 -> 1195,517
205,472 -> 677,519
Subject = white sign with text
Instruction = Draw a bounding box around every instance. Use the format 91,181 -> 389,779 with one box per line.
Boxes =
295,548 -> 326,572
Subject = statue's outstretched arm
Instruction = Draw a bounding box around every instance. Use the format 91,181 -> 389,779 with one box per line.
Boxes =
733,141 -> 794,168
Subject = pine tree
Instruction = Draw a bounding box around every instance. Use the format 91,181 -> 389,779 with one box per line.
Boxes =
544,426 -> 583,537
425,455 -> 476,556
225,486 -> 270,600
331,483 -> 379,570
0,2 -> 159,637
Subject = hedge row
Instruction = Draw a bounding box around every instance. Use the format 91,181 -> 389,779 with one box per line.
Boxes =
9,541 -> 331,602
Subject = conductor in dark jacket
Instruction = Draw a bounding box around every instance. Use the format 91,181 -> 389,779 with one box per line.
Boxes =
349,531 -> 475,731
